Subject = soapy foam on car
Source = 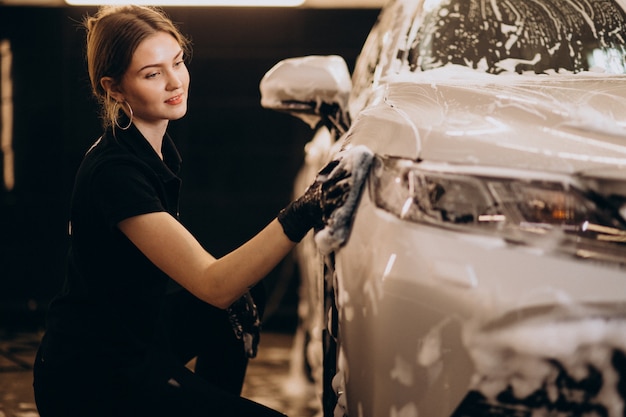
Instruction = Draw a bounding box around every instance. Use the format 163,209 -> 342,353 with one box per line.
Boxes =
462,313 -> 626,417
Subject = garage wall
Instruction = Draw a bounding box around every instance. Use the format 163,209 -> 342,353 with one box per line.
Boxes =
0,6 -> 378,329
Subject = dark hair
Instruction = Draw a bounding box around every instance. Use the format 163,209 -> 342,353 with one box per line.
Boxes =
84,5 -> 192,127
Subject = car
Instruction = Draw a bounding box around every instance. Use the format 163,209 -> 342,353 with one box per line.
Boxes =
259,0 -> 626,416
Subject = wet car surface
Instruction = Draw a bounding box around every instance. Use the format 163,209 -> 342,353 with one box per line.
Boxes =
260,0 -> 626,416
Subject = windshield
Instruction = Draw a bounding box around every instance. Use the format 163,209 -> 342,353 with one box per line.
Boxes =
406,0 -> 626,74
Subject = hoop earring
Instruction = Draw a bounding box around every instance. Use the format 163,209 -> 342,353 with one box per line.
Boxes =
114,101 -> 133,130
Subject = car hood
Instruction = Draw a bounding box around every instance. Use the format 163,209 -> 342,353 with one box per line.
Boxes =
346,66 -> 626,177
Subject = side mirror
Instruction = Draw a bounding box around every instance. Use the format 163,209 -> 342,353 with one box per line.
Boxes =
260,55 -> 352,134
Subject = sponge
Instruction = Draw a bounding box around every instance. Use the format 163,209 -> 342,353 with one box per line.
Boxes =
315,145 -> 374,255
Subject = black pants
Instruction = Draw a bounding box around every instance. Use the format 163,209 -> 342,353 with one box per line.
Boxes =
33,286 -> 286,417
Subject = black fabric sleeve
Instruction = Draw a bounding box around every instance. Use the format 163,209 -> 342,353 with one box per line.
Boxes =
91,162 -> 166,229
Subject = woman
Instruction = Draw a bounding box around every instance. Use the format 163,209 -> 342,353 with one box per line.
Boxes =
33,5 -> 347,417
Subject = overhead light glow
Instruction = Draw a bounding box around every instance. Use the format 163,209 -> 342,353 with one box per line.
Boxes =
65,0 -> 304,6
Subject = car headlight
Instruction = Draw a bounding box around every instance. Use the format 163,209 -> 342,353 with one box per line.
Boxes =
371,156 -> 626,265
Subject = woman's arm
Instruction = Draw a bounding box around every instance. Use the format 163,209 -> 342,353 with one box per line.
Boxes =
118,145 -> 371,310
118,212 -> 295,309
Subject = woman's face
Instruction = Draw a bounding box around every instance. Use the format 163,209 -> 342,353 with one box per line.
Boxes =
117,31 -> 190,128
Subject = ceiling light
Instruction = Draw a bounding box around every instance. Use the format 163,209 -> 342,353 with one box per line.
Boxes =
65,0 -> 304,6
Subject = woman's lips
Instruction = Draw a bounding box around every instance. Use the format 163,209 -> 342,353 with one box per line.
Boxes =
166,94 -> 184,105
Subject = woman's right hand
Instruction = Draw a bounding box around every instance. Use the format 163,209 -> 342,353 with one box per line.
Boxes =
277,145 -> 373,243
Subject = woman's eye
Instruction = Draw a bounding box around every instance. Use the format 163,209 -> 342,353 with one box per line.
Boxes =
146,72 -> 159,79
174,60 -> 185,68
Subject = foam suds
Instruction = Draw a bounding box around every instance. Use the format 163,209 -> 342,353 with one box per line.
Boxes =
463,314 -> 626,417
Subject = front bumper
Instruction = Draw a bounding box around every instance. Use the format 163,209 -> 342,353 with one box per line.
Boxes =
332,188 -> 626,417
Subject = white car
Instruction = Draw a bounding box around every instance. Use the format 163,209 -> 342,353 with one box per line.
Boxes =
260,0 -> 626,416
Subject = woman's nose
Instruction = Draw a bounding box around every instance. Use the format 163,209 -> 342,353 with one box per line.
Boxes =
166,71 -> 184,90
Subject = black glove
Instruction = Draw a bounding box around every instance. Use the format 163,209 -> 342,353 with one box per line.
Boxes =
278,159 -> 351,242
227,291 -> 261,358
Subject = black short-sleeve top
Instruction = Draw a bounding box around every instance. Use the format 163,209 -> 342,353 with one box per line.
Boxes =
43,125 -> 183,366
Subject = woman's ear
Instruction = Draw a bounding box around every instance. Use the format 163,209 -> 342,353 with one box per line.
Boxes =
101,77 -> 124,102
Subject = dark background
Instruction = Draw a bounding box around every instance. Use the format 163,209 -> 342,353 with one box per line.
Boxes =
0,5 -> 378,331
